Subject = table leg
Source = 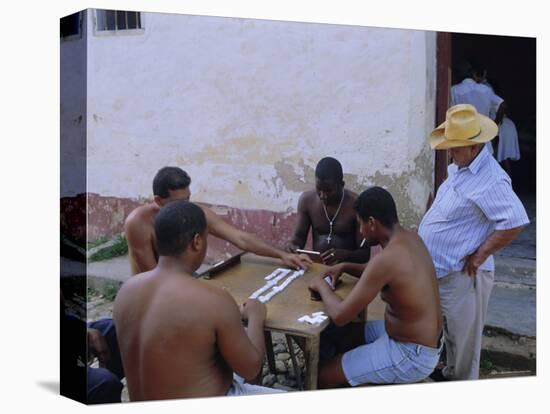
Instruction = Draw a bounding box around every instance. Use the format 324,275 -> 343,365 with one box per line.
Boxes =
285,335 -> 303,390
304,335 -> 320,390
293,335 -> 306,353
264,331 -> 276,374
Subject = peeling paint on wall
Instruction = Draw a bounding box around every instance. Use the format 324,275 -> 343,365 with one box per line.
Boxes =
337,147 -> 433,229
272,158 -> 315,194
71,12 -> 438,246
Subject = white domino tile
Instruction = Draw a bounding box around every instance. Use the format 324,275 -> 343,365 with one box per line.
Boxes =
255,269 -> 305,303
297,311 -> 329,325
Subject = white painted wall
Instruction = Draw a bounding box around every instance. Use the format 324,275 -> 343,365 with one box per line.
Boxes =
84,10 -> 436,222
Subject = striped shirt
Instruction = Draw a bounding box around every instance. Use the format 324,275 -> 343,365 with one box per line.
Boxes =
418,146 -> 529,278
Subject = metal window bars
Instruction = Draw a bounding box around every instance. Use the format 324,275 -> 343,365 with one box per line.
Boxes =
97,10 -> 141,31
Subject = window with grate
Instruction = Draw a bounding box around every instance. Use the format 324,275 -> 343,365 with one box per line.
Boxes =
96,10 -> 142,32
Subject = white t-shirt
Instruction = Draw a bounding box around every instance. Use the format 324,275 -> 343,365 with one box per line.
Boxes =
451,78 -> 504,154
451,78 -> 504,117
497,116 -> 521,162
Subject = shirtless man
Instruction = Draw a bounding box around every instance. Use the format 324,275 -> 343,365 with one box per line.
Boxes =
286,157 -> 370,265
308,187 -> 442,388
125,166 -> 311,275
114,201 -> 283,400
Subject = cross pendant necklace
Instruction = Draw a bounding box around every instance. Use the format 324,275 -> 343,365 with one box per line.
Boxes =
323,191 -> 345,245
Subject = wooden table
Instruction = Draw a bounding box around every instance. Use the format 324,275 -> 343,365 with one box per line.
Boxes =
200,253 -> 385,390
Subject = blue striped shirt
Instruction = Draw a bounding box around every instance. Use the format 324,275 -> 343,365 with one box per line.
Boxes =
418,147 -> 529,278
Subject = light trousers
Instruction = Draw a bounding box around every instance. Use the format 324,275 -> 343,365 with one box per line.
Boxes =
438,270 -> 494,380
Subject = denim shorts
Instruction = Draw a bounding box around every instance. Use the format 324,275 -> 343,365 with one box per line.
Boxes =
341,320 -> 442,386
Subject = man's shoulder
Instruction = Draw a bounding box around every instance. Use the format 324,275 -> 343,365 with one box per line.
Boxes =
300,190 -> 317,200
363,248 -> 392,276
476,82 -> 498,97
143,274 -> 232,310
126,203 -> 156,219
476,155 -> 510,183
179,280 -> 238,321
381,233 -> 430,276
451,79 -> 470,91
451,82 -> 463,92
384,232 -> 416,256
297,190 -> 318,206
125,203 -> 157,228
114,272 -> 150,312
345,189 -> 358,199
172,277 -> 235,307
462,158 -> 511,202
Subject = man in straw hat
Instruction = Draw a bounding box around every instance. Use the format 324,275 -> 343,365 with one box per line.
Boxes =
418,104 -> 529,381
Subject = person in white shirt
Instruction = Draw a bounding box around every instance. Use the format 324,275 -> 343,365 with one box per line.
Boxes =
496,114 -> 521,177
418,104 -> 529,381
451,60 -> 506,155
481,79 -> 521,176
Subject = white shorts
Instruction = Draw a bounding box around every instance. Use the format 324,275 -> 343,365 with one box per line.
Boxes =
226,374 -> 286,396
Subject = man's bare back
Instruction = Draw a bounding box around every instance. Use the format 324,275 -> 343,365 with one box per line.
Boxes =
315,228 -> 441,348
114,269 -> 236,400
372,229 -> 442,347
125,204 -> 159,275
116,200 -> 270,401
308,186 -> 442,387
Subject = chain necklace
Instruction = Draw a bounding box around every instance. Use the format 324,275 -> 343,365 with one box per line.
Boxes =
322,191 -> 345,245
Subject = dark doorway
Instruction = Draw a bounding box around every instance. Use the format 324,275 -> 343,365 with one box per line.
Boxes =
451,33 -> 536,196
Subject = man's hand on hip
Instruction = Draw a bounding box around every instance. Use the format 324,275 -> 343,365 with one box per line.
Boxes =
463,250 -> 486,277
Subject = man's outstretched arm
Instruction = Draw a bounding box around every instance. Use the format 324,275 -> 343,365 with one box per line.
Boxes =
202,205 -> 311,269
309,257 -> 388,326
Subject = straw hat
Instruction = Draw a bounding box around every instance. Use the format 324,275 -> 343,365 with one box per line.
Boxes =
429,104 -> 498,150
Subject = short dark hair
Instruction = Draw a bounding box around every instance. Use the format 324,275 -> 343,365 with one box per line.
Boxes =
353,187 -> 398,228
315,157 -> 343,182
467,58 -> 485,78
154,201 -> 206,256
153,167 -> 191,198
455,61 -> 472,82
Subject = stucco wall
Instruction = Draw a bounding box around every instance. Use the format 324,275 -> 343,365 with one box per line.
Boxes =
82,10 -> 436,244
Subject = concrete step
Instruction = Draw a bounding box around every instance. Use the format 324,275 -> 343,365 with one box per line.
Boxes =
486,284 -> 536,337
86,255 -> 132,282
494,255 -> 536,287
85,255 -> 212,282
